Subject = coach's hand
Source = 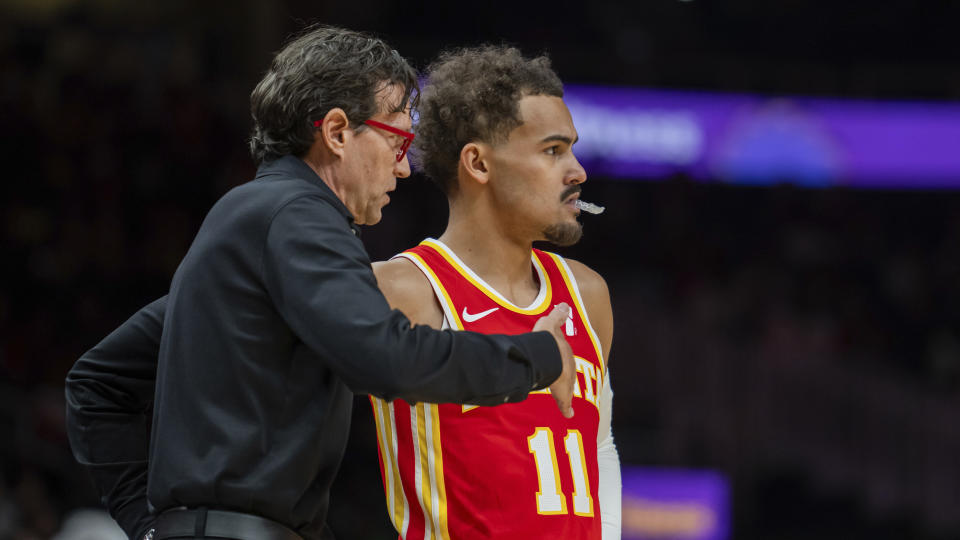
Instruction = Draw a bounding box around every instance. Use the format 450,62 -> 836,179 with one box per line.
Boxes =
534,303 -> 575,419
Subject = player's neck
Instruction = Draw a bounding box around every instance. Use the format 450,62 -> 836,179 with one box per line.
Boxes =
439,214 -> 540,307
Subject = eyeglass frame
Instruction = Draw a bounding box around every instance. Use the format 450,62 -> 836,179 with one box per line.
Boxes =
313,119 -> 414,162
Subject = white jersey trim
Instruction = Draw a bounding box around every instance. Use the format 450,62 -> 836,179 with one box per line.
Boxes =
551,254 -> 607,379
422,238 -> 548,312
393,252 -> 462,330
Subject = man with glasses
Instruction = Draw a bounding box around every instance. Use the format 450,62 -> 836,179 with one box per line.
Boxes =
65,26 -> 576,540
369,45 -> 621,539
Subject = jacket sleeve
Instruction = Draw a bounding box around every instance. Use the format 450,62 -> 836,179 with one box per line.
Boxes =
262,195 -> 562,406
64,297 -> 166,539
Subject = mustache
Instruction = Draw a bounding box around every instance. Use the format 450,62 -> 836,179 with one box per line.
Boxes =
560,185 -> 582,202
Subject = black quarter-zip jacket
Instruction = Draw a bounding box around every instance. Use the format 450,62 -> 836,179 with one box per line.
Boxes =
65,155 -> 561,539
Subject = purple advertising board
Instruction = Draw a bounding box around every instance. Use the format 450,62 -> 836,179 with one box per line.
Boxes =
621,467 -> 730,540
565,85 -> 960,188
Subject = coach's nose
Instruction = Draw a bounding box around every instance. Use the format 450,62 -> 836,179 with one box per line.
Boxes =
395,154 -> 411,179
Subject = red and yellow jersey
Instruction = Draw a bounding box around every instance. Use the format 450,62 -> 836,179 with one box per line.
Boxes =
370,238 -> 605,540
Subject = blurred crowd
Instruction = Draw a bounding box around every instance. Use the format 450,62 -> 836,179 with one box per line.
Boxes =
1,7 -> 252,538
567,179 -> 960,539
2,3 -> 959,539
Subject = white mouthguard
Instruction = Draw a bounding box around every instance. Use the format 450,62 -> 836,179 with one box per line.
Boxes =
573,199 -> 605,215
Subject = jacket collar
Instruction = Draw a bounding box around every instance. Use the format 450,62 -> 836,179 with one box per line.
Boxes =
255,155 -> 361,236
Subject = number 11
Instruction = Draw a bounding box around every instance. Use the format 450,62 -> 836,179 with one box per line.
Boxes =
527,427 -> 594,516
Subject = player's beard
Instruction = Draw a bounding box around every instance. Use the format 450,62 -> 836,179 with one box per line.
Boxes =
543,221 -> 583,247
544,185 -> 585,246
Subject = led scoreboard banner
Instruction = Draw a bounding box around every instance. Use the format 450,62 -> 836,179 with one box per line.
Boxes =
566,85 -> 960,188
620,467 -> 730,540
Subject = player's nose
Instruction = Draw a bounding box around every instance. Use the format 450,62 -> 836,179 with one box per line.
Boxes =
567,152 -> 587,185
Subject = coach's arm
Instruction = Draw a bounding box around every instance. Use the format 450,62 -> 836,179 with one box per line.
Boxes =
65,296 -> 166,540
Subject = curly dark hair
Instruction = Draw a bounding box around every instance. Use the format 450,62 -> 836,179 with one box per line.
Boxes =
248,25 -> 419,164
413,45 -> 563,195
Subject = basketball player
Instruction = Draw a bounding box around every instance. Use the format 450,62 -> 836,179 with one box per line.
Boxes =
368,46 -> 621,540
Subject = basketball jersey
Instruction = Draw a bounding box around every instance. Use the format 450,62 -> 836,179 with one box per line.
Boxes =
370,238 -> 605,540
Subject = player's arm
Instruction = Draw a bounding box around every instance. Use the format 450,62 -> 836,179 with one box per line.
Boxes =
566,259 -> 622,540
64,296 -> 166,540
594,370 -> 621,539
565,259 -> 613,360
372,258 -> 444,330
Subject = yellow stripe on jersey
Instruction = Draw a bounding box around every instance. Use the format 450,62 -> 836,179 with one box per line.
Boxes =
421,239 -> 553,315
416,402 -> 452,540
429,404 -> 451,539
412,404 -> 434,539
389,401 -> 410,536
544,252 -> 606,379
370,397 -> 389,498
372,397 -> 408,535
401,251 -> 464,329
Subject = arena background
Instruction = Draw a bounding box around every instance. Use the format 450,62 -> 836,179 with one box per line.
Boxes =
2,0 -> 959,538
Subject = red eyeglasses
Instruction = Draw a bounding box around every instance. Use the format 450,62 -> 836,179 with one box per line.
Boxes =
313,119 -> 414,162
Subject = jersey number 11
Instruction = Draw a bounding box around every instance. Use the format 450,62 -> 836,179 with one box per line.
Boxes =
527,427 -> 594,516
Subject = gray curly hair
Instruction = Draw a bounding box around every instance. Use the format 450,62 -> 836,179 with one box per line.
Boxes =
248,25 -> 419,164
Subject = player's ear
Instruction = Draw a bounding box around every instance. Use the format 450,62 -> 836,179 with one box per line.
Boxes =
315,108 -> 350,158
459,142 -> 490,186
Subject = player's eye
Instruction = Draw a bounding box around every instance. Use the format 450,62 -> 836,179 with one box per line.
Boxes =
545,145 -> 561,155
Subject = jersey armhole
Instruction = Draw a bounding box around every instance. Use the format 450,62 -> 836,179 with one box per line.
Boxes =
541,252 -> 607,377
392,252 -> 461,330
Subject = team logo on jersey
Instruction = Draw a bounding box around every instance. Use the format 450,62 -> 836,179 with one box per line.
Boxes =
557,304 -> 577,336
461,306 -> 499,322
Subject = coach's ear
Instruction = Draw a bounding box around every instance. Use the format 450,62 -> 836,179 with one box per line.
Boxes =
316,108 -> 351,158
459,142 -> 491,186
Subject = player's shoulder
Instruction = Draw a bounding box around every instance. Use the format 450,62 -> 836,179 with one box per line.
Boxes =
556,256 -> 614,357
373,257 -> 432,300
556,256 -> 609,302
373,257 -> 444,328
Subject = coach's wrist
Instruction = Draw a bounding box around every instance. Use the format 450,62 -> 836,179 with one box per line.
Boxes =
511,330 -> 563,391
